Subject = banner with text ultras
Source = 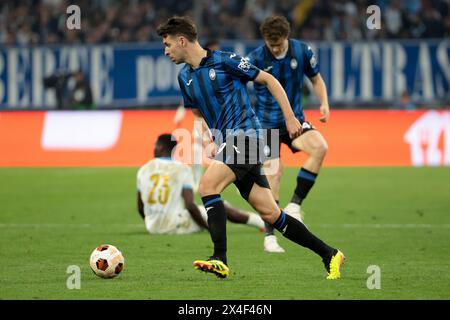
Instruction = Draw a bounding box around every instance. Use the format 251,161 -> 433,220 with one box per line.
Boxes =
0,40 -> 448,109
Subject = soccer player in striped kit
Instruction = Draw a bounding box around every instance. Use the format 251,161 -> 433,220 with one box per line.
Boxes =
247,16 -> 331,253
157,16 -> 344,280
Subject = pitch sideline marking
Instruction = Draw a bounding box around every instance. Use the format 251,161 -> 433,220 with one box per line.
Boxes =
1,223 -> 450,229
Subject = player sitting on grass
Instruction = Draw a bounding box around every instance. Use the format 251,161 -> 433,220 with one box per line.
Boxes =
137,133 -> 265,235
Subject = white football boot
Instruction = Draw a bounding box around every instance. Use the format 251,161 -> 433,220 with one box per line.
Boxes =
284,202 -> 304,222
264,235 -> 285,253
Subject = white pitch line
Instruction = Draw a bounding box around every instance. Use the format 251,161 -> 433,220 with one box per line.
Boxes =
1,223 -> 450,229
0,223 -> 143,228
314,223 -> 450,229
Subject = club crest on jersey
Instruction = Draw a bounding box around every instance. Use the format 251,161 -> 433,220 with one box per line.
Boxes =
209,69 -> 216,80
310,55 -> 317,68
290,58 -> 298,69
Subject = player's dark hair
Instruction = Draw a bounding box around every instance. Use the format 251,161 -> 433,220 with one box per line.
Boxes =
156,16 -> 198,42
156,133 -> 178,154
260,16 -> 291,41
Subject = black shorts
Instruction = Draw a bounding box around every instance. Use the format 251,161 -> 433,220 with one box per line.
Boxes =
264,121 -> 316,159
214,134 -> 270,200
227,163 -> 270,200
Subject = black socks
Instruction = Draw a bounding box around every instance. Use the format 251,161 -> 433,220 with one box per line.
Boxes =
202,194 -> 227,264
273,210 -> 334,259
291,168 -> 318,205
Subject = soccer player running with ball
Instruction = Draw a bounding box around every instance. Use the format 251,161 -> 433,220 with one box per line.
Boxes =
247,16 -> 331,253
157,16 -> 344,280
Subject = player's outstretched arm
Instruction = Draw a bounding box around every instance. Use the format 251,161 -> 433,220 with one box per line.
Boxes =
254,71 -> 302,139
309,73 -> 330,123
182,188 -> 209,229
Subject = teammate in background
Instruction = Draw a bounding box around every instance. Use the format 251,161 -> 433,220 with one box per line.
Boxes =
137,133 -> 265,235
247,16 -> 331,253
157,16 -> 344,280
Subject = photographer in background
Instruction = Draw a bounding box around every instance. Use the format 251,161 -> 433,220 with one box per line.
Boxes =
43,70 -> 72,110
68,71 -> 94,110
43,70 -> 94,110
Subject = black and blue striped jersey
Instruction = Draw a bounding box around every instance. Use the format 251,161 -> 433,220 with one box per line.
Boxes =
178,50 -> 263,144
247,39 -> 319,129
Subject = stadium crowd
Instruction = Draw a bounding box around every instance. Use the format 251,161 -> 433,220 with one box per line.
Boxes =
0,0 -> 449,46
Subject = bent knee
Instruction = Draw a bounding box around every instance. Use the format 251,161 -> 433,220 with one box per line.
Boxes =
259,211 -> 278,225
253,204 -> 279,224
312,141 -> 328,159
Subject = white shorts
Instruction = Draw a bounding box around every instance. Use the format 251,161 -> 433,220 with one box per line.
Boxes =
144,205 -> 208,235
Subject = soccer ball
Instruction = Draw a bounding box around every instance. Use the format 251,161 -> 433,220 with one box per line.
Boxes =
89,244 -> 125,279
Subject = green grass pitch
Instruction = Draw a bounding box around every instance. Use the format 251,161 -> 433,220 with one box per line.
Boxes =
1,167 -> 449,299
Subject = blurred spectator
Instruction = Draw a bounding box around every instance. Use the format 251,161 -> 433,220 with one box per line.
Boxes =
399,90 -> 416,111
385,0 -> 403,38
247,0 -> 275,25
420,2 -> 445,38
0,0 -> 448,45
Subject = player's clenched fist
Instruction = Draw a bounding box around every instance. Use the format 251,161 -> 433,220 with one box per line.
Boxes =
286,117 -> 302,139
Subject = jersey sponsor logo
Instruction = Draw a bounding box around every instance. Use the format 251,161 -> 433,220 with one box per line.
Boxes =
186,79 -> 193,86
263,65 -> 273,72
237,57 -> 251,72
209,69 -> 216,80
290,58 -> 298,69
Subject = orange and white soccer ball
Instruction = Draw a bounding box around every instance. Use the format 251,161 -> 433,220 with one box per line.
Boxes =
89,244 -> 125,279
